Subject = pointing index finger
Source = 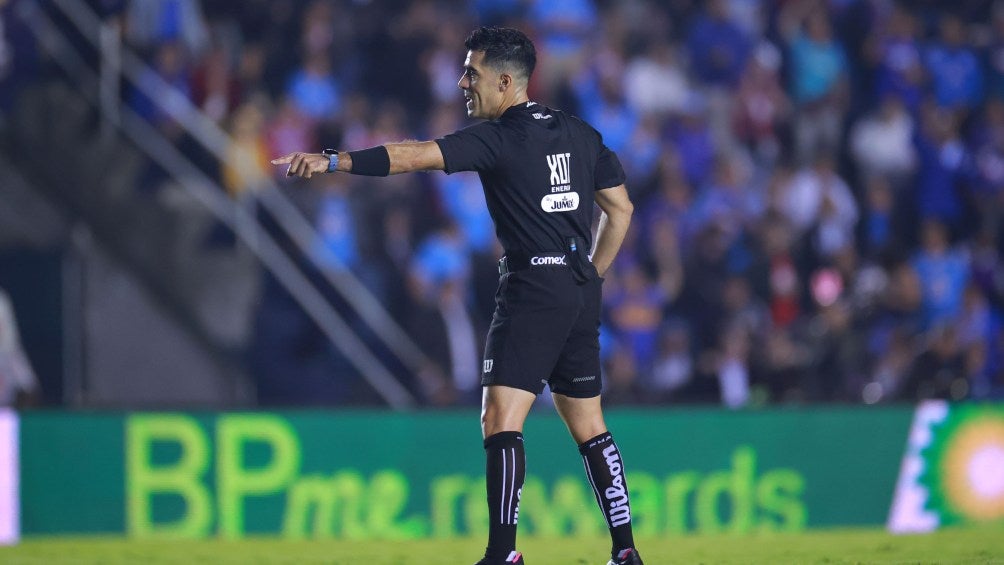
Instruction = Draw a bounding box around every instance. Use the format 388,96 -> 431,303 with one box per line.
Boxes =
270,153 -> 295,165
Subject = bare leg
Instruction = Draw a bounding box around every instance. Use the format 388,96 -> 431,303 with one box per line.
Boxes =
551,392 -> 608,443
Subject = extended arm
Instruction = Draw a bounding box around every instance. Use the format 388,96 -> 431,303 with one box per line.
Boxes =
591,184 -> 633,278
270,141 -> 446,179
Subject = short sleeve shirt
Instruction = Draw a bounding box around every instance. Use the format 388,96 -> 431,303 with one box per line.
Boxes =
435,101 -> 625,256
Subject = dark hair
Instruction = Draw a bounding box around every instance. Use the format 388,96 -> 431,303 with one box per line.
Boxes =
464,26 -> 536,82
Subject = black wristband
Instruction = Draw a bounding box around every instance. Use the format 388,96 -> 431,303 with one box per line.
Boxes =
348,146 -> 391,177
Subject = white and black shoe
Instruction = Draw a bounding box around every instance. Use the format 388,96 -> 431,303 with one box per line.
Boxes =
475,550 -> 524,565
607,547 -> 644,565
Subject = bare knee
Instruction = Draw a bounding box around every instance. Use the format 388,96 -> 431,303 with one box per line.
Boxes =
481,386 -> 536,439
552,393 -> 608,444
565,417 -> 607,445
480,403 -> 508,438
577,419 -> 608,441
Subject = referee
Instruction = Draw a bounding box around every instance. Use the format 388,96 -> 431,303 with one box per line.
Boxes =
272,27 -> 643,565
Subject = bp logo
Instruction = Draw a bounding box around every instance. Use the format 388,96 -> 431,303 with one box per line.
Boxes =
918,404 -> 1004,524
888,401 -> 1004,532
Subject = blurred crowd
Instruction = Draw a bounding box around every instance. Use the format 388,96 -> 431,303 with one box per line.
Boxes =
30,0 -> 1004,407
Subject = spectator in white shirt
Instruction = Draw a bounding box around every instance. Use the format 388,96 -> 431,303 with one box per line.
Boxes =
0,288 -> 38,407
779,153 -> 859,258
850,95 -> 917,185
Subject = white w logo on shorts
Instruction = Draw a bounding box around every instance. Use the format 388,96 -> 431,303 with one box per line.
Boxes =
483,359 -> 494,373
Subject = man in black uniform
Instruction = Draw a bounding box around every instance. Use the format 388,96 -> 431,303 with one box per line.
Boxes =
272,27 -> 642,565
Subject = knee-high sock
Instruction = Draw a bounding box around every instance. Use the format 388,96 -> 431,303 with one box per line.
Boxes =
580,431 -> 635,556
484,431 -> 525,559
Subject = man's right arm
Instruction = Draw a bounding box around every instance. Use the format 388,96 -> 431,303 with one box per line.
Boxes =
592,184 -> 633,278
270,141 -> 446,179
385,141 -> 446,174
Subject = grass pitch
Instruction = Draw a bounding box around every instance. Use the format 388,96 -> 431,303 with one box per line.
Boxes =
1,527 -> 1002,564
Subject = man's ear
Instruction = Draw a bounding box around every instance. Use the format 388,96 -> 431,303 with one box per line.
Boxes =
499,73 -> 511,91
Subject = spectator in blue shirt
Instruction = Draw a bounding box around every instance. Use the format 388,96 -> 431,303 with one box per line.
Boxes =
410,224 -> 471,301
643,159 -> 698,252
686,0 -> 751,88
873,6 -> 925,113
913,105 -> 968,226
434,172 -> 495,254
787,11 -> 848,105
604,261 -> 672,372
528,0 -> 597,97
473,0 -> 525,25
861,176 -> 896,258
129,41 -> 192,127
0,0 -> 38,114
967,98 -> 1004,204
311,183 -> 359,272
689,153 -> 763,243
912,218 -> 970,331
925,14 -> 983,113
529,0 -> 596,56
668,96 -> 716,190
580,76 -> 637,155
985,6 -> 1004,100
285,52 -> 342,123
782,5 -> 848,162
125,0 -> 208,56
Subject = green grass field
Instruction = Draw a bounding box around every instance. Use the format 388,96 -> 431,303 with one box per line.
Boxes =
1,527 -> 1002,564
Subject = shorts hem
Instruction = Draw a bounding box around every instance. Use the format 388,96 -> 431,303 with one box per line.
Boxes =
548,387 -> 601,399
481,380 -> 543,396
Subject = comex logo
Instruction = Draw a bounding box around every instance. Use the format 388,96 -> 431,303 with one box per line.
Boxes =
530,256 -> 567,266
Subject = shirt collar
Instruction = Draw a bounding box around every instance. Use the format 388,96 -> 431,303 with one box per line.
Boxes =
501,100 -> 538,118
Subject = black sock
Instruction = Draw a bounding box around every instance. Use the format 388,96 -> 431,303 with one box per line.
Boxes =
579,431 -> 635,557
484,431 -> 525,559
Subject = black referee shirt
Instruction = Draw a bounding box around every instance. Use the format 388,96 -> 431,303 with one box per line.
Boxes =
435,101 -> 626,256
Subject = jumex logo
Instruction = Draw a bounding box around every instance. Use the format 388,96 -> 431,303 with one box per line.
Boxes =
541,192 -> 580,212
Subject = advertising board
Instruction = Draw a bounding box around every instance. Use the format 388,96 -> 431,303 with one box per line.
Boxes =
20,408 -> 914,538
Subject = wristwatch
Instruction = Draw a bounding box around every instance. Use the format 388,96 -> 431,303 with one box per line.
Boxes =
322,148 -> 339,173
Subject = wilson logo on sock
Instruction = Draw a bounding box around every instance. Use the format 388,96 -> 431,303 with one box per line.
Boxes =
513,487 -> 521,523
602,444 -> 632,527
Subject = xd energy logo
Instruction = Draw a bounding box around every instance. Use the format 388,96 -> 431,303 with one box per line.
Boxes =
546,153 -> 570,186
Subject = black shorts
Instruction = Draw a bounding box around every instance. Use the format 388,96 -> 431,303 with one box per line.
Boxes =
481,264 -> 603,398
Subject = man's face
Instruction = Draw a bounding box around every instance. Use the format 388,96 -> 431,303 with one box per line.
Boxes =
458,50 -> 499,119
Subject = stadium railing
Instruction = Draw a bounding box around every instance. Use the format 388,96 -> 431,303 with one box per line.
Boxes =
16,0 -> 428,408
